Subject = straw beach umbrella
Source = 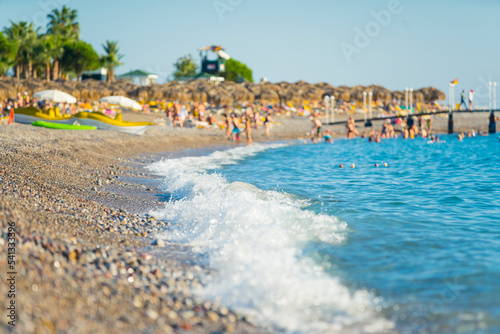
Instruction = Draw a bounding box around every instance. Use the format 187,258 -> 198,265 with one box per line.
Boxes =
416,87 -> 446,102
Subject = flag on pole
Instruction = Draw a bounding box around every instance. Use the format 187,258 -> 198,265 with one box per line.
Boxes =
450,78 -> 458,85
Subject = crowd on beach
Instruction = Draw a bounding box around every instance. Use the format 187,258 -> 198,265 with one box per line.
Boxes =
155,97 -> 458,147
0,91 -> 80,116
306,112 -> 427,144
165,101 -> 277,146
308,111 -> 495,144
2,89 -> 498,144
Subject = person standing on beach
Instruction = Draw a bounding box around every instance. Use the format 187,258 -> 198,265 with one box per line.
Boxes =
425,116 -> 433,134
460,90 -> 468,110
173,102 -> 183,128
469,89 -> 475,110
245,114 -> 252,145
198,103 -> 206,121
16,93 -> 23,107
264,113 -> 273,136
23,91 -> 30,106
179,104 -> 188,124
232,115 -> 242,145
225,113 -> 232,139
253,107 -> 261,130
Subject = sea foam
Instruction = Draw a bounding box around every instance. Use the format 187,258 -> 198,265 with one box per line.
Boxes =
149,144 -> 394,333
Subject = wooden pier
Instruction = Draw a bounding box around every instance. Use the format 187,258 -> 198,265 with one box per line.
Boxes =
323,109 -> 499,134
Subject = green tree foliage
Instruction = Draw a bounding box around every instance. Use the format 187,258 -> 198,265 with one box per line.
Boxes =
46,5 -> 80,41
101,40 -> 123,82
173,54 -> 198,79
46,6 -> 79,79
224,58 -> 253,83
33,34 -> 57,80
61,41 -> 100,80
3,21 -> 38,79
0,32 -> 18,76
0,5 -> 125,82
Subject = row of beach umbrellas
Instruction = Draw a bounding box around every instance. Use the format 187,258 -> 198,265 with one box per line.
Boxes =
33,89 -> 142,111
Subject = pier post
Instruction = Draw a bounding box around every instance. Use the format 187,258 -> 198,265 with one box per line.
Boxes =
324,96 -> 330,124
366,92 -> 373,127
489,111 -> 496,134
330,96 -> 335,124
448,111 -> 454,134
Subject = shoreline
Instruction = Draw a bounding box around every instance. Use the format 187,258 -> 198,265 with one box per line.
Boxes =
1,112 -> 497,333
0,117 -> 308,334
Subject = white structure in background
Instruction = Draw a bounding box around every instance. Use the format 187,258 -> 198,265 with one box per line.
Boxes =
368,91 -> 373,120
448,83 -> 456,112
82,68 -> 108,81
363,92 -> 367,122
324,96 -> 331,123
489,82 -> 492,112
210,76 -> 225,84
489,81 -> 497,111
330,95 -> 335,123
495,82 -> 497,110
405,87 -> 409,113
119,70 -> 159,86
409,88 -> 413,113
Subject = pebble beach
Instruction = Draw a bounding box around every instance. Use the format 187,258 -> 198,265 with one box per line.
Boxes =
0,111 -> 496,334
0,118 -> 271,334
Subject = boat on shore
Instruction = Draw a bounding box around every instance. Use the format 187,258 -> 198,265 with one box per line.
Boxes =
14,106 -> 73,124
73,111 -> 154,135
32,120 -> 97,130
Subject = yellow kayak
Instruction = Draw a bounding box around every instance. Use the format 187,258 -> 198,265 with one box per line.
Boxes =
73,112 -> 154,135
14,106 -> 73,124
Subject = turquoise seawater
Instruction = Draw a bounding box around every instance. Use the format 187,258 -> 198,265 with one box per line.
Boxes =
219,135 -> 500,333
151,135 -> 500,333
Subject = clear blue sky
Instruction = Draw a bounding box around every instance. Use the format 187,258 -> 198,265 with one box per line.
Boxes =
1,0 -> 499,105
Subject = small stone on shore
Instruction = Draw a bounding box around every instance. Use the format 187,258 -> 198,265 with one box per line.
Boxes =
152,238 -> 165,247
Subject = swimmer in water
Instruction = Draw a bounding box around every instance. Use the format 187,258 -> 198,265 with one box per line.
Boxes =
323,129 -> 333,143
311,114 -> 322,142
387,121 -> 395,138
232,115 -> 242,145
346,116 -> 359,139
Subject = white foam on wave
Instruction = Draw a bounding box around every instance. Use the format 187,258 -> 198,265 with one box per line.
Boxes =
149,144 -> 394,333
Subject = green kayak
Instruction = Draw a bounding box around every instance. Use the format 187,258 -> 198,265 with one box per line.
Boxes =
32,121 -> 97,130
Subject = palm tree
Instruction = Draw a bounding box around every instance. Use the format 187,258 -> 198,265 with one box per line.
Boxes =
3,21 -> 37,79
46,5 -> 80,41
34,34 -> 57,80
47,6 -> 79,79
0,32 -> 18,76
50,37 -> 65,80
101,40 -> 123,82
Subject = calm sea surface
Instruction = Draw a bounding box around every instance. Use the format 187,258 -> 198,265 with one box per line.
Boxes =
150,135 -> 500,333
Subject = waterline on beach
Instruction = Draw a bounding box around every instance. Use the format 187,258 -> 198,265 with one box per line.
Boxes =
148,143 -> 394,333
